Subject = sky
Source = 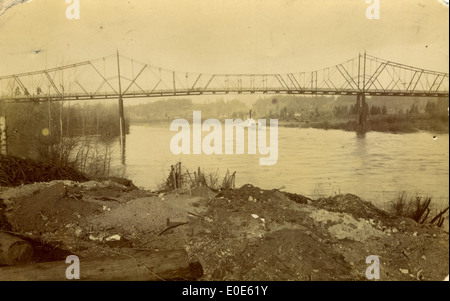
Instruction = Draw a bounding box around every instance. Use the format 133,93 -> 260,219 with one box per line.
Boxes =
0,0 -> 448,80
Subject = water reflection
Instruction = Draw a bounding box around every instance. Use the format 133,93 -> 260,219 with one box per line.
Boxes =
119,136 -> 126,165
356,130 -> 366,139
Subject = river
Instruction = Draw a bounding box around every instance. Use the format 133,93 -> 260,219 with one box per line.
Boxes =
109,124 -> 449,209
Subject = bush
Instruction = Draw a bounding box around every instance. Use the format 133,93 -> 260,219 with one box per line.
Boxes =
389,191 -> 449,227
0,155 -> 88,186
37,136 -> 120,178
161,162 -> 236,191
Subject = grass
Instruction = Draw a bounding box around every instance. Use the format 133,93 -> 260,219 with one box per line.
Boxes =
160,162 -> 236,191
388,191 -> 449,227
36,136 -> 122,179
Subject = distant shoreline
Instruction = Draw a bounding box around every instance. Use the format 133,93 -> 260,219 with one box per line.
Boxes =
129,114 -> 450,134
278,115 -> 449,134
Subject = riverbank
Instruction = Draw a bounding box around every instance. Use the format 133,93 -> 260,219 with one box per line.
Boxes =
130,114 -> 449,134
0,178 -> 448,281
279,115 -> 449,134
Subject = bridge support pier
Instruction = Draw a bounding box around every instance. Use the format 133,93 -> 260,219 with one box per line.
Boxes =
117,51 -> 126,164
356,94 -> 367,127
118,96 -> 126,141
118,96 -> 126,165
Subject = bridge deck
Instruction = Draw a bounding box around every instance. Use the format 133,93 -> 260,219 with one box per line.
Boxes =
0,53 -> 448,102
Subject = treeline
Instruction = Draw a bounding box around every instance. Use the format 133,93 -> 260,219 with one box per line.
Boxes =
125,98 -> 250,123
0,101 -> 128,140
333,104 -> 387,117
252,95 -> 348,119
252,95 -> 448,120
0,101 -> 129,167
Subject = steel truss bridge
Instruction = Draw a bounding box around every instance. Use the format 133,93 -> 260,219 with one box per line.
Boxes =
0,53 -> 448,103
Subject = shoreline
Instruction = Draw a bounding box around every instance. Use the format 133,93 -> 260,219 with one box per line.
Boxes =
128,114 -> 450,135
277,116 -> 450,134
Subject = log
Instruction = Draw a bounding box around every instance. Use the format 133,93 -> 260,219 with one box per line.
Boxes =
0,249 -> 199,281
0,232 -> 34,266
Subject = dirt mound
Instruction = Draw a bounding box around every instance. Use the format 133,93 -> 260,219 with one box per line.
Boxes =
7,182 -> 102,234
313,194 -> 391,220
186,187 -> 339,280
0,155 -> 88,187
218,229 -> 355,281
217,184 -> 309,205
89,196 -> 191,235
190,186 -> 217,199
91,177 -> 138,190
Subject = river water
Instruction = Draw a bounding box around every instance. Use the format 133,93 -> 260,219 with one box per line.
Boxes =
110,124 -> 449,209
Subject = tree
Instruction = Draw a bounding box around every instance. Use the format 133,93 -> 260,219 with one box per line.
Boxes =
281,106 -> 288,118
425,100 -> 438,116
333,105 -> 348,117
381,106 -> 387,115
370,105 -> 377,115
370,105 -> 382,115
407,103 -> 419,115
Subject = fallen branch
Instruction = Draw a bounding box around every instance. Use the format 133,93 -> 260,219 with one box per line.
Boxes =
187,212 -> 205,219
430,207 -> 449,225
158,221 -> 189,236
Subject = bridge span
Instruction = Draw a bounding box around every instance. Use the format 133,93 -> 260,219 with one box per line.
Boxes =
0,52 -> 448,135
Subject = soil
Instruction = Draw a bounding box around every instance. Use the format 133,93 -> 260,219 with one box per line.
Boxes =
0,180 -> 448,281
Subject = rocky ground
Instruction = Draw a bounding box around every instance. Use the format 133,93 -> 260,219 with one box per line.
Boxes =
0,179 -> 448,281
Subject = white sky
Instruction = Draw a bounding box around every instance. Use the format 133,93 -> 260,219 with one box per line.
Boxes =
0,0 -> 448,77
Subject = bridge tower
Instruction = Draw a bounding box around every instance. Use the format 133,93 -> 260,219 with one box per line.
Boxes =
116,51 -> 126,163
356,52 -> 368,127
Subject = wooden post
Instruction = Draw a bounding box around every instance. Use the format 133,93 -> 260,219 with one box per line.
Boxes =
177,162 -> 182,188
0,232 -> 34,266
171,165 -> 176,189
0,249 -> 197,281
0,116 -> 6,156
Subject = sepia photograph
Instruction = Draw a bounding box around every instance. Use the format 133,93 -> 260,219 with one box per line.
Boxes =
0,0 -> 448,287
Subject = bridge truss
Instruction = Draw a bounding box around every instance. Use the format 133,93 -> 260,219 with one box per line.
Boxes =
0,53 -> 448,103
